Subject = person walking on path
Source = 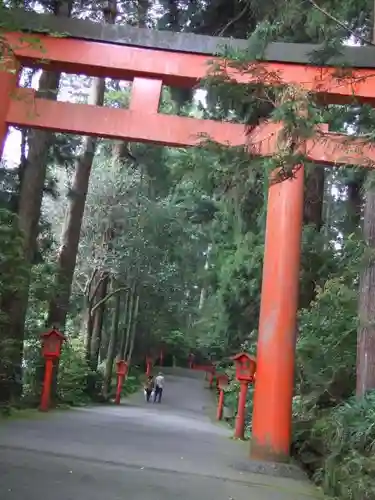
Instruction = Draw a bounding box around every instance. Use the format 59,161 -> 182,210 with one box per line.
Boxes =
154,372 -> 165,403
144,375 -> 154,402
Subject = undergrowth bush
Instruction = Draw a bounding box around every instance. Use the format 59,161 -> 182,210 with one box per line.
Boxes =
313,394 -> 375,500
122,370 -> 141,396
291,237 -> 370,499
58,343 -> 92,405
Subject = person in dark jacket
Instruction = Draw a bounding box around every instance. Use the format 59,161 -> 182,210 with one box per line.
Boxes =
144,375 -> 154,402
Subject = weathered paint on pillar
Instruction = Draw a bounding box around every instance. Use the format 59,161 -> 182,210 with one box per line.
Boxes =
115,374 -> 124,404
208,368 -> 215,389
251,167 -> 304,462
234,381 -> 248,439
40,358 -> 54,412
216,388 -> 225,420
0,51 -> 19,159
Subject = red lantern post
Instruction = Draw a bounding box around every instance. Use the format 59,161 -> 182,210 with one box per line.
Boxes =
216,374 -> 229,420
145,356 -> 152,376
40,329 -> 65,412
232,353 -> 257,440
188,353 -> 195,369
115,360 -> 128,404
208,365 -> 216,389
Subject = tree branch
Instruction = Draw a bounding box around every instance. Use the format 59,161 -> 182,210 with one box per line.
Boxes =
84,268 -> 98,297
217,1 -> 250,36
307,0 -> 375,46
90,287 -> 128,316
89,271 -> 110,306
75,279 -> 85,294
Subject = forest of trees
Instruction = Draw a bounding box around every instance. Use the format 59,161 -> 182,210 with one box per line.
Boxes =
1,0 -> 375,498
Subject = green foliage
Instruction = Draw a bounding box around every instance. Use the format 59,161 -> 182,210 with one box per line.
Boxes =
0,209 -> 28,329
2,5 -> 375,500
296,236 -> 362,406
0,209 -> 28,408
290,236 -> 365,497
57,342 -> 92,406
313,395 -> 375,500
122,372 -> 142,397
196,6 -> 375,497
161,330 -> 192,362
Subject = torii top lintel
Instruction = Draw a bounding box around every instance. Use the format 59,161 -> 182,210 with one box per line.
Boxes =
7,9 -> 375,67
3,10 -> 375,168
4,9 -> 375,105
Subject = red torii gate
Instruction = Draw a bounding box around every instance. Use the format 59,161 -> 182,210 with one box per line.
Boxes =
1,11 -> 375,463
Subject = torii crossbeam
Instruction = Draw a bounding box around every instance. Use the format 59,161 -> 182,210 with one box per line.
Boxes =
1,9 -> 375,463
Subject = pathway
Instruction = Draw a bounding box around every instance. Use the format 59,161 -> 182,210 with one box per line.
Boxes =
0,368 -> 321,500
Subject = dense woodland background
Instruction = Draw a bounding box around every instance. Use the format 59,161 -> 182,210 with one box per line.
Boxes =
1,0 -> 375,498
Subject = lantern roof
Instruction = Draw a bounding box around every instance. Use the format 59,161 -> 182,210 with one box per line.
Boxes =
232,352 -> 255,362
116,359 -> 127,365
41,328 -> 66,341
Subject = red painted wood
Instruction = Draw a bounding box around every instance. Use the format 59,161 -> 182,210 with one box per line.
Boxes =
234,381 -> 248,440
5,32 -> 375,104
7,89 -> 375,166
252,166 -> 304,461
40,358 -> 54,412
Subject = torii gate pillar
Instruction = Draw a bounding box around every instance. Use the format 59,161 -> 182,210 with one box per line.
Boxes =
251,167 -> 304,462
0,54 -> 19,158
2,13 -> 375,463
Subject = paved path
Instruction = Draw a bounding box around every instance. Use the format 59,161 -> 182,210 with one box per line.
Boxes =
0,369 -> 321,500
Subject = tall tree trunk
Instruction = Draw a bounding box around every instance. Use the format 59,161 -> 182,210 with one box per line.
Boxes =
89,272 -> 110,370
356,10 -> 375,397
85,309 -> 95,361
123,283 -> 136,360
99,313 -> 111,363
137,0 -> 150,27
198,244 -> 211,310
323,170 -> 333,243
108,0 -> 148,164
47,77 -> 106,329
126,294 -> 140,365
301,165 -> 325,308
303,166 -> 325,231
346,176 -> 363,234
356,176 -> 375,396
47,2 -> 117,331
84,269 -> 106,360
118,291 -> 130,358
2,1 -> 73,399
102,282 -> 122,398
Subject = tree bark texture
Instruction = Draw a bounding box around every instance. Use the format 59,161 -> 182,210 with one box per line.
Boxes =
47,0 -> 117,330
89,273 -> 110,370
303,165 -> 325,231
118,291 -> 130,359
126,294 -> 140,365
102,287 -> 122,398
123,283 -> 136,360
357,183 -> 375,397
2,1 -> 73,396
300,165 -> 325,308
356,3 -> 375,398
346,177 -> 363,233
47,77 -> 106,330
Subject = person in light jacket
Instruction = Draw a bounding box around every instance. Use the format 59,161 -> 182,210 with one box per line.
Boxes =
154,372 -> 165,403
